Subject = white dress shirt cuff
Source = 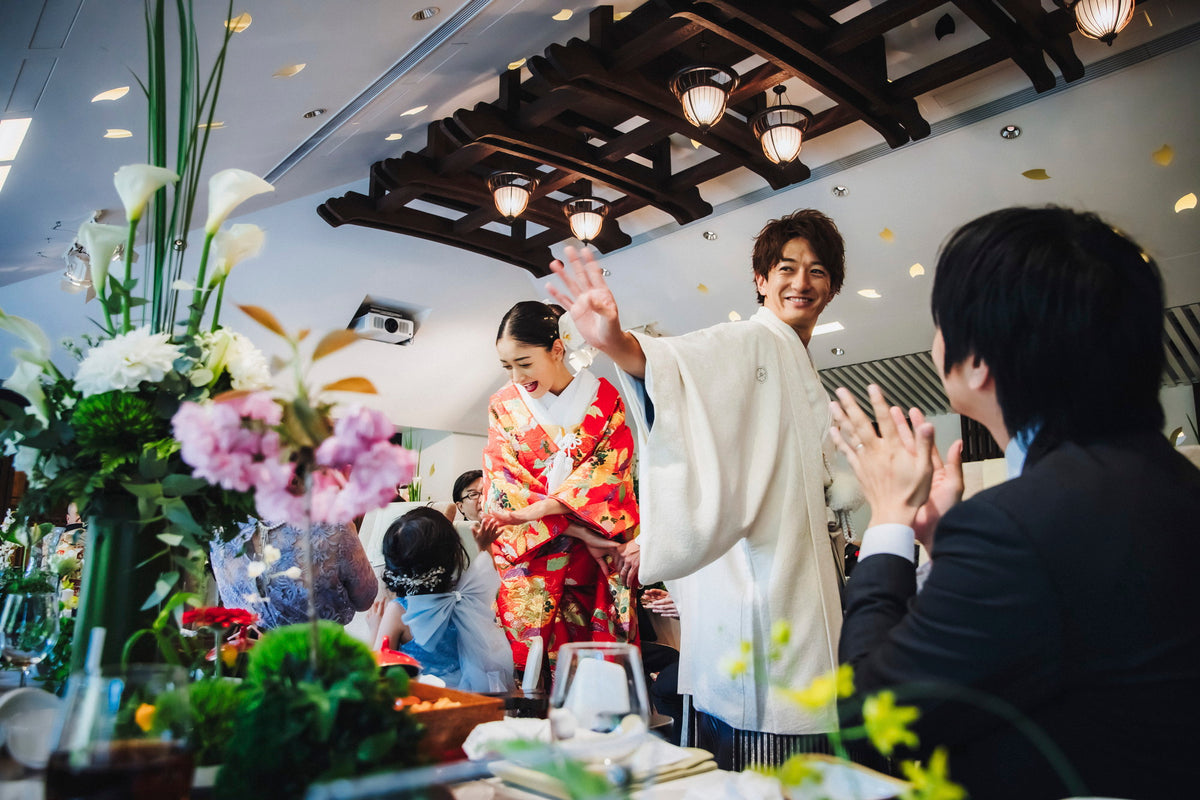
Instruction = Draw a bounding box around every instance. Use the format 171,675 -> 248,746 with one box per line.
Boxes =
858,523 -> 916,563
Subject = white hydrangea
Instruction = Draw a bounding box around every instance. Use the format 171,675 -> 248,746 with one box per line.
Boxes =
73,326 -> 183,397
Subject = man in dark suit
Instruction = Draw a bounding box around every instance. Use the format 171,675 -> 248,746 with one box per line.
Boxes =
830,206 -> 1200,800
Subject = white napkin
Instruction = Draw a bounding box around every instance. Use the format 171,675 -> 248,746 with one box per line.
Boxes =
461,717 -> 551,761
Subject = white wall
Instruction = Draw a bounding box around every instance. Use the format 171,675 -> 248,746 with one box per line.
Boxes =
403,428 -> 488,502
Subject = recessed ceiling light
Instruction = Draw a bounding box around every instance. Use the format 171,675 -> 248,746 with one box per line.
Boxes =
0,165 -> 10,194
831,346 -> 844,356
812,321 -> 844,336
507,58 -> 527,71
385,133 -> 403,141
1170,427 -> 1186,446
273,64 -> 306,79
1000,124 -> 1021,139
728,310 -> 741,321
303,108 -> 326,119
197,121 -> 225,130
703,231 -> 718,241
831,185 -> 848,197
857,289 -> 881,299
104,129 -> 133,139
1176,193 -> 1197,213
224,13 -> 252,33
412,7 -> 439,21
601,268 -> 611,277
400,105 -> 428,117
552,9 -> 573,21
0,118 -> 32,160
909,263 -> 925,277
91,87 -> 129,102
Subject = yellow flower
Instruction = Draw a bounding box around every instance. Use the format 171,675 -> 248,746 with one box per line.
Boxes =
780,664 -> 854,711
220,643 -> 239,668
770,620 -> 791,647
863,690 -> 920,755
901,747 -> 966,800
134,702 -> 157,733
776,753 -> 822,788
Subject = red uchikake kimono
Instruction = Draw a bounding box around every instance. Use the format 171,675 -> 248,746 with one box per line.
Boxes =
482,377 -> 639,672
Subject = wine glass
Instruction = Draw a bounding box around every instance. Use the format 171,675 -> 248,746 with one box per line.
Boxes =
0,591 -> 60,687
548,642 -> 652,789
46,664 -> 193,800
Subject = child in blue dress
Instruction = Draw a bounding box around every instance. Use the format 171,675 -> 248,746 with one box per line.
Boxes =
372,507 -> 514,692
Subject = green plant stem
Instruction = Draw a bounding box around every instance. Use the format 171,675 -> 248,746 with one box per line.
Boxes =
211,279 -> 227,331
121,222 -> 140,332
185,232 -> 215,335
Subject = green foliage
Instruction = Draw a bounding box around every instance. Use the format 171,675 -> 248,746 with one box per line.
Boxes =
216,621 -> 423,800
35,614 -> 73,696
71,391 -> 162,456
189,677 -> 241,766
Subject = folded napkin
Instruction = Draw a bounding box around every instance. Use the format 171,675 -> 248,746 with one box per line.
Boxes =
462,718 -> 551,761
680,754 -> 906,800
488,735 -> 717,798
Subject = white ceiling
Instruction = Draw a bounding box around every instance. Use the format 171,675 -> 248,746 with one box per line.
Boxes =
1,0 -> 1198,436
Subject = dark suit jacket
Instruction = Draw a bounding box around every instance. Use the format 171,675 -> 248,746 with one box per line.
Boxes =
840,431 -> 1200,800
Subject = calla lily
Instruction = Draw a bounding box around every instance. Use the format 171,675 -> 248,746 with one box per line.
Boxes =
205,169 -> 273,233
4,360 -> 50,425
76,222 -> 127,294
113,164 -> 180,222
0,307 -> 51,364
208,223 -> 266,285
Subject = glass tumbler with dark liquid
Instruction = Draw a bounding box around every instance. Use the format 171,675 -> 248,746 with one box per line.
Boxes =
45,665 -> 193,800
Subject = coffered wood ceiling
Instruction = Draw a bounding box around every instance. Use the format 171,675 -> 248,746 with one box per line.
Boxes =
320,0 -> 1085,275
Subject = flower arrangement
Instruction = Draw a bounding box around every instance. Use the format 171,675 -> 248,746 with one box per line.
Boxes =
0,0 -> 291,666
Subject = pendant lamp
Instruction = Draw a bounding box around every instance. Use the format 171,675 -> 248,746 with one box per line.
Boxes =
750,86 -> 813,165
669,64 -> 738,132
563,197 -> 609,244
487,171 -> 537,220
1069,0 -> 1135,45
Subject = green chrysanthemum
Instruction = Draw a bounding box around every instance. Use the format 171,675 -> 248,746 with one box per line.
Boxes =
71,390 -> 163,455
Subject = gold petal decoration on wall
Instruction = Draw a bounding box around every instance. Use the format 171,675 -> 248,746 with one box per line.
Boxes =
697,283 -> 709,293
1022,168 -> 1050,180
879,228 -> 894,242
225,13 -> 252,33
909,263 -> 925,277
1152,145 -> 1174,166
273,64 -> 306,78
1175,193 -> 1197,213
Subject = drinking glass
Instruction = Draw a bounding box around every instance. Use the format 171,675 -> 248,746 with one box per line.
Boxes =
548,642 -> 651,788
0,591 -> 60,687
45,664 -> 193,800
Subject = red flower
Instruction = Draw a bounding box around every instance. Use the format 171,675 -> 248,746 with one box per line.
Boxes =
183,606 -> 258,629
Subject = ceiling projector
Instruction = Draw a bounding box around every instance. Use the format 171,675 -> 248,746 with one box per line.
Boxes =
351,308 -> 414,345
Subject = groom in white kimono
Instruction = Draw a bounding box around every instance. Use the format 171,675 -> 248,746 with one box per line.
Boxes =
548,209 -> 850,769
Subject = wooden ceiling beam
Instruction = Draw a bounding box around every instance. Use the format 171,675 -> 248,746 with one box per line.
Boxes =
826,0 -> 946,55
951,0 -> 1057,91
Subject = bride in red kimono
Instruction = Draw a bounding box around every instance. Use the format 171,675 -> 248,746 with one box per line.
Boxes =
483,301 -> 640,677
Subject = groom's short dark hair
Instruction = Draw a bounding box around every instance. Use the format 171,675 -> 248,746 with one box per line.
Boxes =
752,209 -> 845,304
932,206 -> 1165,446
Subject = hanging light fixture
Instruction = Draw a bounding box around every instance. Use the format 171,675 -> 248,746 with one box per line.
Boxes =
487,171 -> 537,220
669,64 -> 738,132
1067,0 -> 1135,45
563,197 -> 609,244
750,86 -> 813,165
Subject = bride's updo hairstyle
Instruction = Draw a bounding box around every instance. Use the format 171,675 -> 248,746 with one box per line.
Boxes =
496,301 -> 565,350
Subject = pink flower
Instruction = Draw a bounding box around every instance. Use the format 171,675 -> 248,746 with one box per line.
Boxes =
172,393 -> 284,494
320,442 -> 416,523
315,405 -> 394,466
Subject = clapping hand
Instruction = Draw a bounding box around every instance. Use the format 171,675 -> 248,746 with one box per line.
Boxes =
471,517 -> 503,552
896,407 -> 963,551
615,540 -> 640,588
641,588 -> 679,619
829,384 -> 938,530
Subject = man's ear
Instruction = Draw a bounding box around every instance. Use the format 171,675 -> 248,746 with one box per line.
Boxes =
966,355 -> 993,392
754,272 -> 767,295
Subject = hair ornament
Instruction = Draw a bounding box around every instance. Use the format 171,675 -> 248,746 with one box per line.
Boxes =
384,565 -> 447,594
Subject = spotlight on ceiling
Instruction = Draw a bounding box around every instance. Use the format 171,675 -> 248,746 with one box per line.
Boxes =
487,171 -> 537,220
750,86 -> 812,165
1064,0 -> 1135,45
563,197 -> 609,244
669,64 -> 738,132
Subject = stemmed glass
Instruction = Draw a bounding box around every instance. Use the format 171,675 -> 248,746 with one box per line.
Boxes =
0,591 -> 60,687
548,642 -> 652,789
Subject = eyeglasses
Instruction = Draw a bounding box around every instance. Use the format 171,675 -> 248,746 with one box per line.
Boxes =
461,490 -> 484,501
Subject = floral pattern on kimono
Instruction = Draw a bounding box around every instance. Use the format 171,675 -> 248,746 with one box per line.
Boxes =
483,377 -> 639,670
